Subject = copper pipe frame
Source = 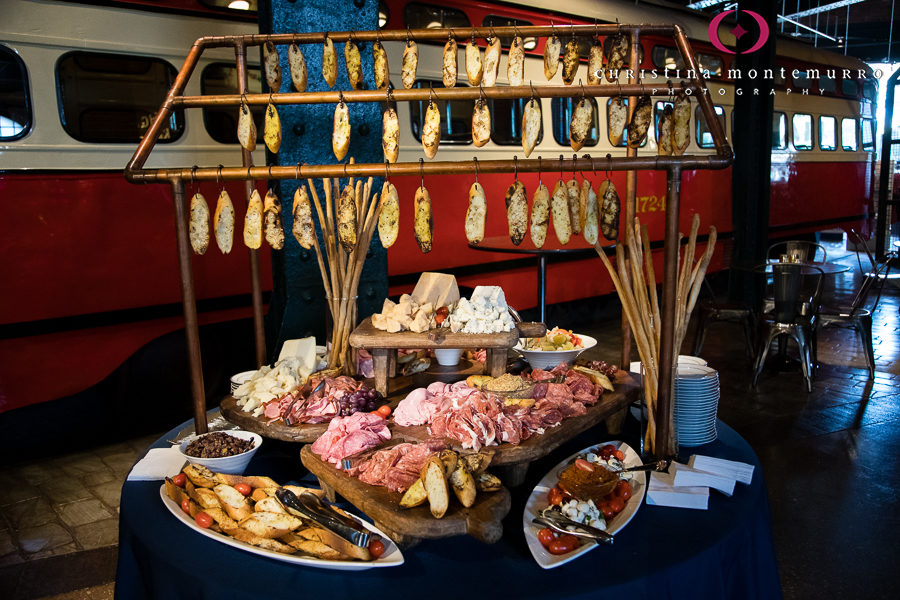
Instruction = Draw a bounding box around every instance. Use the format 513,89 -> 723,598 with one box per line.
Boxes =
124,24 -> 731,450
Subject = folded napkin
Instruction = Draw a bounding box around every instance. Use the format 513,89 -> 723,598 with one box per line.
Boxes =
671,461 -> 736,497
689,455 -> 754,485
126,446 -> 187,481
647,469 -> 709,510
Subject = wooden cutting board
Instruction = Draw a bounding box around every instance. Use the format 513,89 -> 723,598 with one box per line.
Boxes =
300,445 -> 511,547
220,396 -> 330,443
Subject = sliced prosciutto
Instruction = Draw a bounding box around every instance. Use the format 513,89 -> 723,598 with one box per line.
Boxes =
311,412 -> 391,465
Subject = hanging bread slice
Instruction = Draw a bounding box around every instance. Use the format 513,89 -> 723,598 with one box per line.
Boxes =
628,95 -> 652,148
658,104 -> 674,156
604,33 -> 629,82
530,183 -> 550,248
598,179 -> 620,241
465,39 -> 483,85
583,182 -> 599,245
237,102 -> 256,152
607,96 -> 627,146
264,102 -> 281,154
483,36 -> 501,87
422,100 -> 441,159
507,36 -> 524,86
505,180 -> 528,246
673,89 -> 691,155
442,38 -> 458,88
333,101 -> 350,161
472,99 -> 491,148
288,43 -> 307,92
263,189 -> 284,250
378,181 -> 399,248
189,192 -> 210,255
567,179 -> 582,235
345,39 -> 363,90
382,106 -> 399,163
521,97 -> 541,158
465,182 -> 487,245
373,40 -> 389,90
543,34 -> 561,80
569,96 -> 593,151
413,185 -> 433,253
551,180 -> 572,245
562,38 -> 579,85
402,40 -> 418,89
292,185 -> 315,250
588,40 -> 603,85
244,188 -> 264,249
214,189 -> 235,254
322,37 -> 337,88
263,41 -> 282,92
337,183 -> 357,251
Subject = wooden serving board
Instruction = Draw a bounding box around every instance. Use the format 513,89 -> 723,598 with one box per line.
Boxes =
220,395 -> 330,443
300,445 -> 511,547
391,371 -> 637,486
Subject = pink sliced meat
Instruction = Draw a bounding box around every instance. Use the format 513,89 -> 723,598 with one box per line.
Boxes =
530,368 -> 554,382
311,412 -> 390,464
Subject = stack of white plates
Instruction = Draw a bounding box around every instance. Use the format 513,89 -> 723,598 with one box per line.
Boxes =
674,364 -> 720,446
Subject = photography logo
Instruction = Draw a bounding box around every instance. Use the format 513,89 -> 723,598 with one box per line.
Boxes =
708,9 -> 769,55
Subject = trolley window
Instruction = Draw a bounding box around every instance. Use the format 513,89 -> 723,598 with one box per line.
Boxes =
56,51 -> 184,143
378,0 -> 389,29
695,105 -> 725,149
792,70 -> 811,90
841,78 -> 859,97
861,118 -> 874,151
841,118 -> 858,151
819,76 -> 836,94
201,62 -> 264,145
772,112 -> 787,149
819,116 -> 836,150
405,3 -> 470,31
198,0 -> 258,13
490,95 -> 542,146
655,100 -> 673,147
606,98 -> 646,148
0,45 -> 31,141
862,79 -> 877,103
651,47 -> 721,77
410,80 -> 473,144
551,97 -> 598,147
792,113 -> 813,150
482,16 -> 537,51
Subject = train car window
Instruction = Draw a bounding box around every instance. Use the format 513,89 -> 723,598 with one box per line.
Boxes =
792,113 -> 813,150
378,0 -> 389,29
56,51 -> 184,143
819,76 -> 837,94
201,63 -> 264,145
792,70 -> 811,90
862,79 -> 877,103
655,100 -> 673,145
861,118 -> 874,151
606,98 -> 646,148
819,116 -> 837,151
0,45 -> 31,141
410,80 -> 473,144
198,0 -> 258,13
405,3 -> 470,31
551,97 -> 598,147
841,118 -> 858,151
651,47 -> 721,76
482,16 -> 538,51
695,105 -> 725,149
841,78 -> 859,97
772,112 -> 787,149
698,53 -> 723,77
490,95 -> 542,145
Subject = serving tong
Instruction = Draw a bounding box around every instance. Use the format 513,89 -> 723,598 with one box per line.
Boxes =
532,512 -> 613,544
275,489 -> 370,548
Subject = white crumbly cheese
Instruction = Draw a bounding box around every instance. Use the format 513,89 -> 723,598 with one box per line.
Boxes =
559,498 -> 606,530
234,357 -> 311,416
448,286 -> 515,334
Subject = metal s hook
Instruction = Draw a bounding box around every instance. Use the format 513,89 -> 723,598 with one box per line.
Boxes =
296,162 -> 302,178
579,79 -> 586,100
572,153 -> 578,179
606,153 -> 612,181
190,165 -> 198,186
216,164 -> 224,189
559,154 -> 564,180
268,91 -> 274,105
489,26 -> 496,44
384,160 -> 390,182
406,26 -> 413,46
419,157 -> 425,189
529,81 -> 536,103
473,156 -> 479,184
247,165 -> 253,180
268,165 -> 274,180
428,84 -> 434,108
471,30 -> 476,44
338,90 -> 345,107
513,155 -> 518,182
448,29 -> 453,42
537,155 -> 543,186
479,84 -> 486,104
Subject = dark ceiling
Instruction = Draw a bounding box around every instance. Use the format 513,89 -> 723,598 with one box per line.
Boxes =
664,0 -> 900,63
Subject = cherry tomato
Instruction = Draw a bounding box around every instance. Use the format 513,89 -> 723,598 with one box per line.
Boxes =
181,498 -> 191,514
368,538 -> 386,558
599,444 -> 616,459
376,404 -> 392,418
195,512 -> 214,528
234,483 -> 252,496
547,486 -> 566,506
600,501 -> 616,519
172,473 -> 187,488
547,534 -> 580,555
537,527 -> 556,548
574,458 -> 594,472
609,497 -> 626,515
615,480 -> 633,501
614,449 -> 625,461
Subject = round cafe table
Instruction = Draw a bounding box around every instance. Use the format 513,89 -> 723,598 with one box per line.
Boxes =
116,416 -> 782,600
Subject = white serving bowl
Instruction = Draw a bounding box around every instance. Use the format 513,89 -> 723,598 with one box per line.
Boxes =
230,370 -> 257,394
178,430 -> 262,474
434,348 -> 462,366
514,334 -> 597,370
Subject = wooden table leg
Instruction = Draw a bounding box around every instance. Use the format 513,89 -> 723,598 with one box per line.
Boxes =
495,463 -> 529,487
388,349 -> 397,377
320,481 -> 337,503
486,349 -> 507,377
372,348 -> 390,396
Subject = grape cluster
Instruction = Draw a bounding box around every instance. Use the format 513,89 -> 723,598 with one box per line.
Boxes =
338,386 -> 384,416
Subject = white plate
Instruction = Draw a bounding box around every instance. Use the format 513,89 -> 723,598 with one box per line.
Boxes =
523,440 -> 646,569
630,356 -> 708,373
514,334 -> 597,370
159,486 -> 404,571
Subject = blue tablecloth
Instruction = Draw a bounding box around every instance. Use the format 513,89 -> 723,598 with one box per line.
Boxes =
116,421 -> 781,599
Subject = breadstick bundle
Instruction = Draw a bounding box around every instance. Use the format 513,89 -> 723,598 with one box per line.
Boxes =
594,214 -> 716,455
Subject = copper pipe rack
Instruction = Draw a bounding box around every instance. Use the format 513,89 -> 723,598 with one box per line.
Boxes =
125,23 -> 732,454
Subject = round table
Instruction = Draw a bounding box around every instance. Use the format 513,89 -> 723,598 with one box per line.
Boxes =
116,417 -> 782,599
468,235 -> 596,323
